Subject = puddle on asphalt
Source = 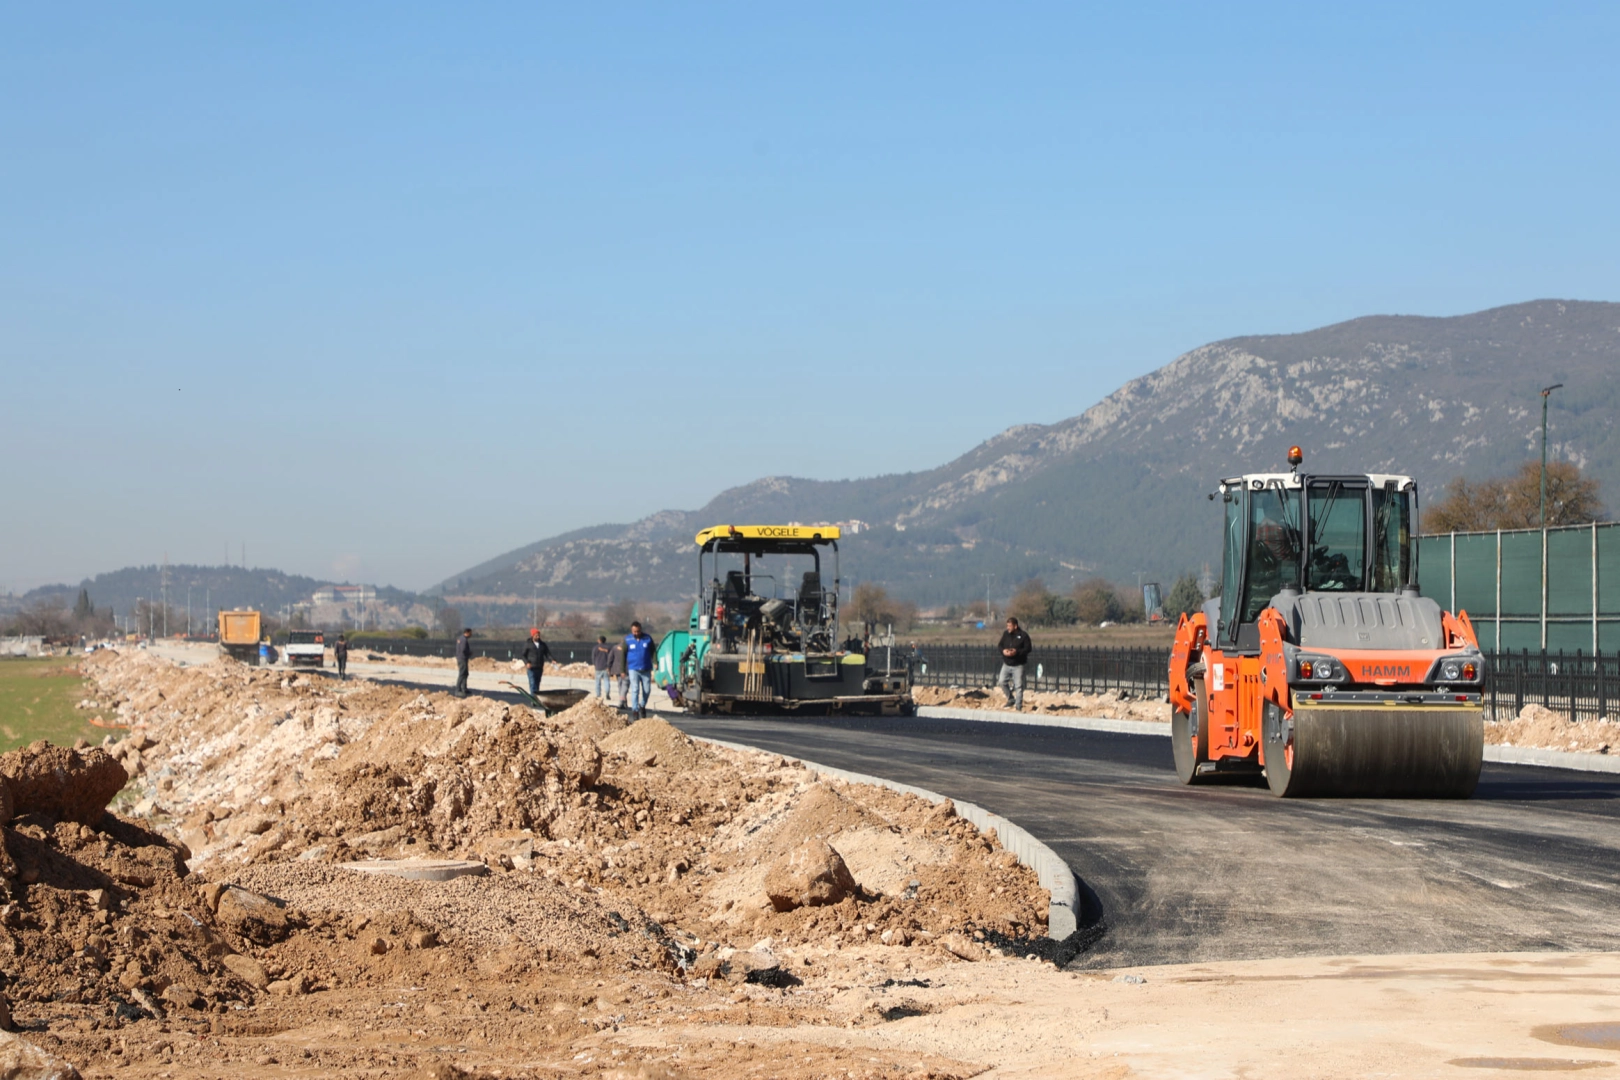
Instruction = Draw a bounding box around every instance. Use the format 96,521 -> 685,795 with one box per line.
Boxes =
1534,1023 -> 1620,1051
1448,1058 -> 1613,1071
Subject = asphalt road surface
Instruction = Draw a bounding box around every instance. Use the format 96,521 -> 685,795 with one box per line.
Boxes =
669,712 -> 1620,970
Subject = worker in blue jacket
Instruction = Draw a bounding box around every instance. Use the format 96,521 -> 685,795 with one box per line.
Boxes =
623,621 -> 657,720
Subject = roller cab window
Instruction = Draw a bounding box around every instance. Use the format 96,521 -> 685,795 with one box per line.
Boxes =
1305,480 -> 1366,592
1371,484 -> 1413,592
1243,488 -> 1301,622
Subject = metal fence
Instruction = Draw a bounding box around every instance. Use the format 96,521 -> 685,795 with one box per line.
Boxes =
1484,650 -> 1620,723
350,636 -> 1617,721
352,638 -> 602,663
909,645 -> 1171,698
1418,521 -> 1620,654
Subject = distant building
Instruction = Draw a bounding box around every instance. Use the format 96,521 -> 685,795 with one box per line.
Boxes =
311,585 -> 377,605
784,520 -> 870,535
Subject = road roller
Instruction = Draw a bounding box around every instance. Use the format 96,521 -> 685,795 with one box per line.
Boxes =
1167,447 -> 1485,797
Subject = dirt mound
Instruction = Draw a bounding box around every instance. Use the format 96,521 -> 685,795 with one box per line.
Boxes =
552,693 -> 630,743
46,648 -> 1052,1078
600,716 -> 707,772
1487,703 -> 1618,754
0,804 -> 262,1024
0,742 -> 129,825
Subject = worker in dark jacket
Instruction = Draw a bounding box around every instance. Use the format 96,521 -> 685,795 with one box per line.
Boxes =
333,634 -> 349,680
996,617 -> 1032,709
591,636 -> 613,699
522,628 -> 553,697
608,639 -> 628,708
454,628 -> 473,697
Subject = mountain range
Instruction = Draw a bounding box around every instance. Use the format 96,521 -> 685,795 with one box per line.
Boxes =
434,300 -> 1620,610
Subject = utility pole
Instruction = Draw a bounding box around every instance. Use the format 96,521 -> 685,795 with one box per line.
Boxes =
1540,383 -> 1564,528
982,574 -> 994,623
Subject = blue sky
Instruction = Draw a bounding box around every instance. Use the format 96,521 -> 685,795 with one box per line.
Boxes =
4,3 -> 1618,592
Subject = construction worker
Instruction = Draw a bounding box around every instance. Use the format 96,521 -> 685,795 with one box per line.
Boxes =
591,635 -> 613,699
521,628 -> 553,697
454,628 -> 473,697
609,638 -> 628,708
623,621 -> 656,720
996,617 -> 1032,709
333,634 -> 349,679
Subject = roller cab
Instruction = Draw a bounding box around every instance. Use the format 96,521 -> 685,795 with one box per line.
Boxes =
1168,451 -> 1485,798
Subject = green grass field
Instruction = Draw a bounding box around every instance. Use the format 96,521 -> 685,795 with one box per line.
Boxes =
0,656 -> 100,751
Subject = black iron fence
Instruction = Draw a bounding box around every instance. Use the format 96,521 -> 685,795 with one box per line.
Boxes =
909,645 -> 1171,698
1484,651 -> 1620,723
352,638 -> 602,664
909,644 -> 1620,722
346,637 -> 1617,721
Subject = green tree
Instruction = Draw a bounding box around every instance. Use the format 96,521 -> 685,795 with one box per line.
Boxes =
1007,579 -> 1056,626
1071,579 -> 1125,625
850,583 -> 890,625
602,597 -> 638,634
1164,574 -> 1205,620
434,604 -> 463,637
1426,460 -> 1605,533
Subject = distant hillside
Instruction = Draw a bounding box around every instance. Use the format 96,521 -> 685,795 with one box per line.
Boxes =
7,565 -> 426,626
438,299 -> 1620,607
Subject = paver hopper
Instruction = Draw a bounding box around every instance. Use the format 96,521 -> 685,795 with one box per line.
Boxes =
1167,448 -> 1485,797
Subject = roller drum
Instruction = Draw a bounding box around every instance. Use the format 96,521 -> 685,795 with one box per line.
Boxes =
1266,704 -> 1484,798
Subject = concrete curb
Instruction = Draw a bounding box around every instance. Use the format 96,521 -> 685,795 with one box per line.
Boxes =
692,735 -> 1079,941
1485,744 -> 1620,773
918,705 -> 1170,737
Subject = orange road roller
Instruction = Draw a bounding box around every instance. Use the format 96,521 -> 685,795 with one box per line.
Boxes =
1168,447 -> 1485,797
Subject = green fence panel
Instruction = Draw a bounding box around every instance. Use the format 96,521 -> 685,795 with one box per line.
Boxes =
1601,525 -> 1620,616
1547,528 -> 1594,617
1545,622 -> 1593,654
1417,536 -> 1449,607
1499,532 -> 1543,617
1499,622 -> 1543,652
1454,533 -> 1499,619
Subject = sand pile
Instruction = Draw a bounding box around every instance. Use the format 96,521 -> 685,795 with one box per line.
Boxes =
1487,703 -> 1617,754
913,684 -> 1169,722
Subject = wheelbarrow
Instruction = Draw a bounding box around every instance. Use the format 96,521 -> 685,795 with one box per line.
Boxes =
499,681 -> 589,716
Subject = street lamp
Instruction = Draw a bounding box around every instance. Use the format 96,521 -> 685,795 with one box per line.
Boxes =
1540,384 -> 1564,528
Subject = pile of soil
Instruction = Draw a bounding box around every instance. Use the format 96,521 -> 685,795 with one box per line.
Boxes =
1487,703 -> 1617,754
39,648 -> 1053,1077
913,684 -> 1168,722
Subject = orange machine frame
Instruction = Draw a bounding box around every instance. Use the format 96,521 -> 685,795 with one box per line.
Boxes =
1168,608 -> 1482,770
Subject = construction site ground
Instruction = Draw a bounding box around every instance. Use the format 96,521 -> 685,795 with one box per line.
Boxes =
8,641 -> 1613,1078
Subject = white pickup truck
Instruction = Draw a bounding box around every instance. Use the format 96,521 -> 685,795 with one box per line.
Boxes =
284,630 -> 325,668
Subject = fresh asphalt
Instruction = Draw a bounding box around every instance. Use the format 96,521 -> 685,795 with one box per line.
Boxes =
259,649 -> 1620,973
668,712 -> 1620,970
